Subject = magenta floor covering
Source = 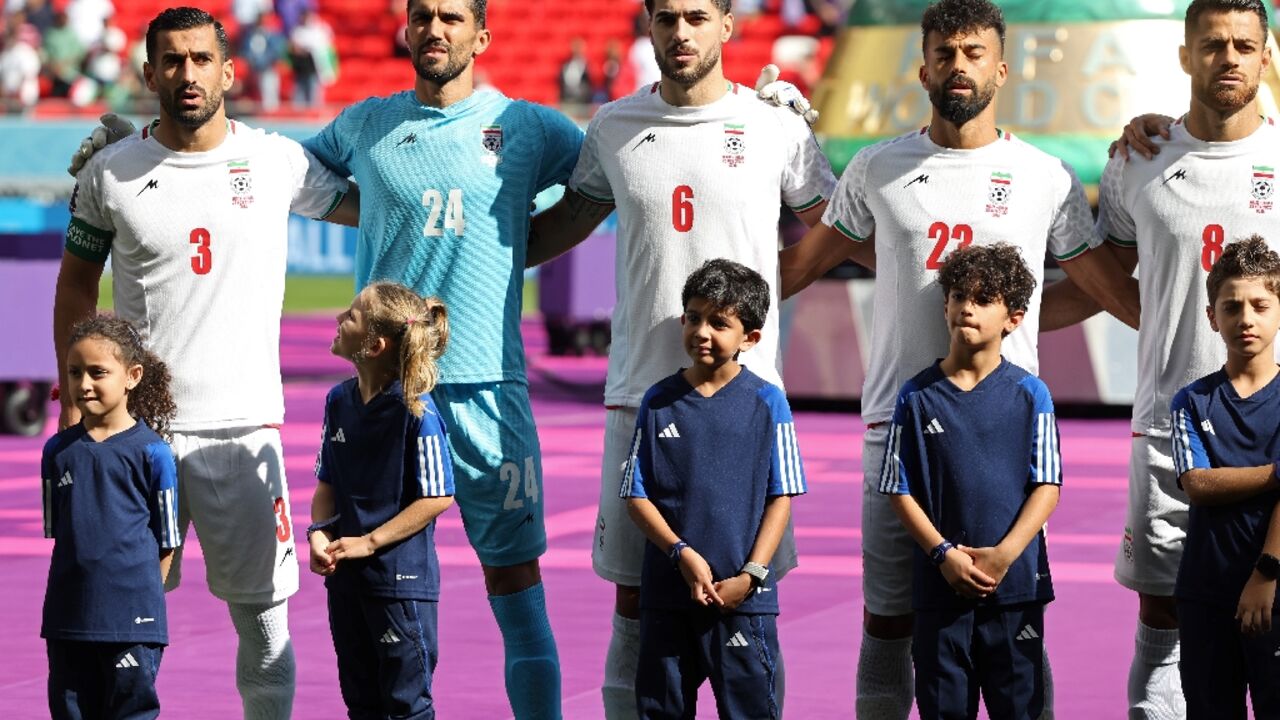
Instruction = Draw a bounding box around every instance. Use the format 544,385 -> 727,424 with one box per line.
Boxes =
0,316 -> 1139,718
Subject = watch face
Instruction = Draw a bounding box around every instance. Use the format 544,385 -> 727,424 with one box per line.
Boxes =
1259,553 -> 1280,579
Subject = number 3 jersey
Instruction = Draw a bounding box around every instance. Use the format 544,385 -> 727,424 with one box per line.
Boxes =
66,121 -> 349,430
569,83 -> 836,407
1097,118 -> 1280,437
824,128 -> 1097,425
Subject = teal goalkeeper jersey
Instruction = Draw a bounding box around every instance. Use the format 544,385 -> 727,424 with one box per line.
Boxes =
304,89 -> 584,384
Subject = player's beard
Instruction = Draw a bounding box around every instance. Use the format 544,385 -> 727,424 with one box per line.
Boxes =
655,41 -> 722,87
1203,76 -> 1260,114
413,41 -> 471,86
928,73 -> 997,127
161,82 -> 223,129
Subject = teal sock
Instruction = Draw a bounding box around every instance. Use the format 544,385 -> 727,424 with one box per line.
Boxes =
489,584 -> 562,719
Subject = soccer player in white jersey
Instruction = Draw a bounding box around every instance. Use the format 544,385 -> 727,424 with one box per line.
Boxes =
1095,1 -> 1280,715
50,9 -> 356,719
777,0 -> 1140,717
525,1 -> 836,716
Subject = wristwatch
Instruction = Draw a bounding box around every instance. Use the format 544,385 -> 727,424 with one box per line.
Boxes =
741,561 -> 769,588
1257,552 -> 1280,581
668,540 -> 689,567
930,540 -> 955,566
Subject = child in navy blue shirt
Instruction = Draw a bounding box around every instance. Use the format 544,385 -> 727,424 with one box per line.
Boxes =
880,244 -> 1062,720
42,315 -> 180,720
309,282 -> 455,719
1170,236 -> 1280,719
620,259 -> 807,719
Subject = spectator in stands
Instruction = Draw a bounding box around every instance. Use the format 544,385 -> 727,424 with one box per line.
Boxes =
595,39 -> 624,103
242,13 -> 285,112
41,11 -> 84,98
81,17 -> 124,106
627,5 -> 660,92
558,38 -> 593,107
287,8 -> 335,109
20,0 -> 54,34
234,0 -> 270,28
65,0 -> 111,49
274,0 -> 313,35
0,16 -> 39,108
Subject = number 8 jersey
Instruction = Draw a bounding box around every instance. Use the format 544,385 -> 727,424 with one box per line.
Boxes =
569,83 -> 836,407
824,128 -> 1097,425
1097,117 -> 1280,437
66,121 -> 349,429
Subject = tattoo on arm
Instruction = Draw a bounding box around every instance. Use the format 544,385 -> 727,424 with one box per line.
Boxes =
566,191 -> 612,223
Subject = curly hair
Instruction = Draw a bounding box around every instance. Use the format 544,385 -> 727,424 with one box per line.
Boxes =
937,243 -> 1036,314
68,315 -> 176,440
921,0 -> 1006,54
681,258 -> 770,333
146,7 -> 230,63
1205,235 -> 1280,305
362,282 -> 450,418
1185,0 -> 1268,38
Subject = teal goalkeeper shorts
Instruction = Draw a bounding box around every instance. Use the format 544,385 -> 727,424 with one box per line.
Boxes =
430,381 -> 546,567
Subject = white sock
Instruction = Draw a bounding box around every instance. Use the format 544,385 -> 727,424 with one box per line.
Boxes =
602,612 -> 640,720
856,630 -> 914,720
1127,622 -> 1183,720
228,600 -> 296,720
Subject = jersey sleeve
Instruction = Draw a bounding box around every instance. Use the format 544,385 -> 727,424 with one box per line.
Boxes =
1047,161 -> 1099,262
759,384 -> 807,496
303,104 -> 360,179
145,441 -> 181,550
534,105 -> 586,194
619,396 -> 653,499
282,138 -> 350,220
567,110 -> 614,204
1171,388 -> 1211,480
878,382 -> 918,495
65,160 -> 115,264
410,403 -> 455,498
1096,154 -> 1137,249
41,439 -> 57,539
820,144 -> 876,242
779,115 -> 836,213
1021,377 -> 1063,486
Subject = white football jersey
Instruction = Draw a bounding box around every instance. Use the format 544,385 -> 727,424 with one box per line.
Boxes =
569,82 -> 836,407
824,128 -> 1098,424
1097,118 -> 1280,437
67,120 -> 348,430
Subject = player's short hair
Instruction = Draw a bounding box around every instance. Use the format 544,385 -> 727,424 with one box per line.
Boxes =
681,259 -> 770,333
1185,0 -> 1268,38
937,243 -> 1036,314
920,0 -> 1006,54
1205,235 -> 1280,304
146,7 -> 230,64
644,0 -> 732,18
407,0 -> 488,28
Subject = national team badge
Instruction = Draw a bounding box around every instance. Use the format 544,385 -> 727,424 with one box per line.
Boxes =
481,125 -> 503,166
986,171 -> 1012,217
722,123 -> 745,167
227,159 -> 254,208
1250,165 -> 1273,214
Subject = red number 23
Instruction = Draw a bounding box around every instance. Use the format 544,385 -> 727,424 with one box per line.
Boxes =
925,222 -> 974,269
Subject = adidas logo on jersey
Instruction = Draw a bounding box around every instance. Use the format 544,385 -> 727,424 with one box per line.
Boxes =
331,428 -> 347,443
658,423 -> 681,439
116,653 -> 140,669
1015,625 -> 1040,641
379,629 -> 402,644
725,631 -> 750,648
1201,419 -> 1216,436
923,418 -> 945,435
57,471 -> 73,487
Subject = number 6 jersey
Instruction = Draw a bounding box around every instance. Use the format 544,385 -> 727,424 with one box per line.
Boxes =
1097,118 -> 1280,437
824,128 -> 1097,425
66,121 -> 349,429
569,83 -> 836,407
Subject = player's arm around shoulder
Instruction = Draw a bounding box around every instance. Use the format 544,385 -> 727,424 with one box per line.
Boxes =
526,104 -> 611,268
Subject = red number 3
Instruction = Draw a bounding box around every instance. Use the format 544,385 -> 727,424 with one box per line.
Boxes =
925,222 -> 974,269
672,185 -> 694,232
190,227 -> 212,275
273,497 -> 291,542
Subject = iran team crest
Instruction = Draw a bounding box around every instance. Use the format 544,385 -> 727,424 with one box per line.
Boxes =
1250,165 -> 1274,214
481,125 -> 503,166
722,123 -> 745,167
228,159 -> 254,208
986,171 -> 1011,217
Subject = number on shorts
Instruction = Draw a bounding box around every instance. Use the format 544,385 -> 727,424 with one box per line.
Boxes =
422,188 -> 465,236
273,496 -> 291,542
925,222 -> 975,270
501,456 -> 539,510
1201,224 -> 1225,271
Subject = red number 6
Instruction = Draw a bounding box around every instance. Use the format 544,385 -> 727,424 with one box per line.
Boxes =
672,185 -> 694,232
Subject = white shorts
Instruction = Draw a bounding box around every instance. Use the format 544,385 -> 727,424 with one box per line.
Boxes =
167,426 -> 299,605
1114,434 -> 1188,597
861,424 -> 915,617
592,407 -> 798,587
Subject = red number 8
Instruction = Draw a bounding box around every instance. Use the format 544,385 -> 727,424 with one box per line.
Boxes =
1201,224 -> 1224,272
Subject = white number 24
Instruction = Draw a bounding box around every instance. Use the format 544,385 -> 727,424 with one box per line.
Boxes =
421,188 -> 465,236
501,456 -> 539,510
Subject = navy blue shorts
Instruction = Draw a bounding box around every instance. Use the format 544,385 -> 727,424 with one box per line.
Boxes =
635,608 -> 781,720
47,639 -> 164,720
913,602 -> 1046,720
327,589 -> 439,720
1178,599 -> 1280,720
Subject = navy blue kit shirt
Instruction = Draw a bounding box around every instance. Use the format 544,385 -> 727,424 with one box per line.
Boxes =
316,378 -> 455,600
880,359 -> 1062,610
1172,369 -> 1280,607
619,367 -> 808,614
41,422 -> 180,644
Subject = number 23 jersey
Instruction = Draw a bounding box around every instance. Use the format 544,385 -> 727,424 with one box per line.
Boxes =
824,128 -> 1096,425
